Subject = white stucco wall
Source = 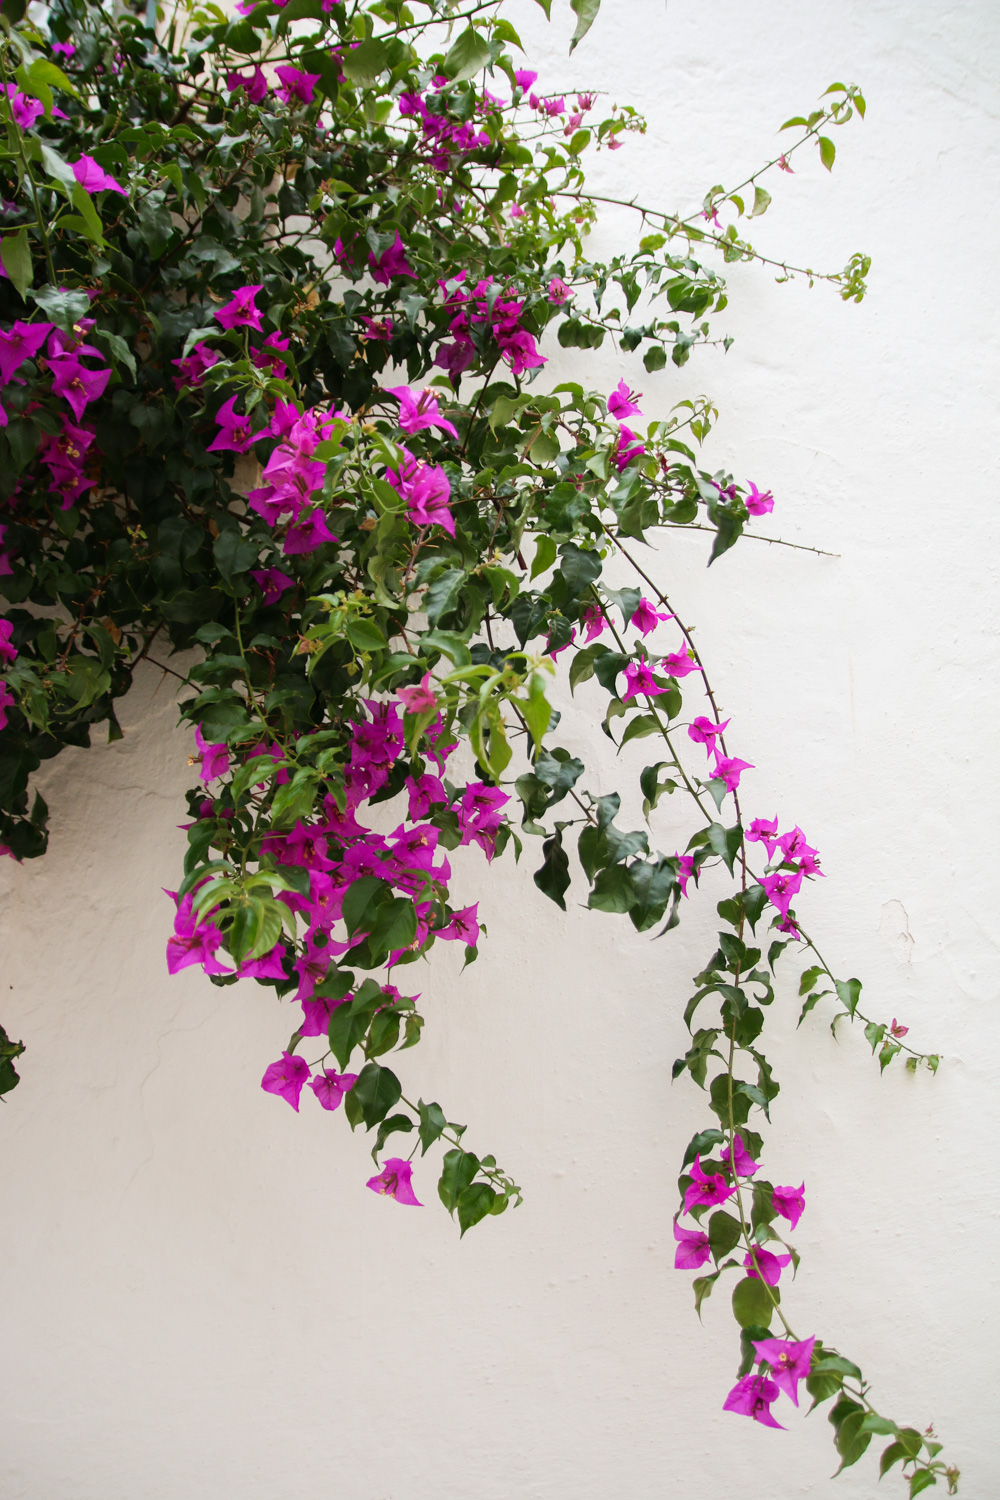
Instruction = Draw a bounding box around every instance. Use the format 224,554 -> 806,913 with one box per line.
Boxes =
2,2 -> 998,1496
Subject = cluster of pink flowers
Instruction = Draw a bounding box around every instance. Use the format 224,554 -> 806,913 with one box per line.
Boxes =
712,477 -> 775,517
723,1334 -> 816,1428
0,316 -> 112,565
334,229 -> 416,286
0,617 -> 17,732
174,286 -> 289,393
745,816 -> 823,934
675,1145 -> 808,1391
606,379 -> 646,472
225,64 -> 320,107
246,400 -> 341,555
385,446 -> 455,535
398,84 -> 491,172
686,712 -> 754,794
168,684 -> 513,1194
434,271 -> 545,380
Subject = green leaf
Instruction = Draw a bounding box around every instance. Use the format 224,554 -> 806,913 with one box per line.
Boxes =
0,230 -> 32,300
707,1208 -> 742,1260
371,1113 -> 413,1162
819,135 -> 836,171
213,528 -> 257,583
569,0 -> 600,51
368,896 -> 417,956
834,977 -> 862,1016
457,1181 -> 497,1235
533,830 -> 570,910
443,27 -> 492,81
530,534 -> 557,580
424,567 -> 466,624
340,37 -> 389,86
350,1063 -> 402,1129
557,541 -> 602,596
587,863 -> 634,914
643,344 -> 667,372
346,617 -> 387,652
832,1409 -> 872,1472
731,1275 -> 777,1329
750,184 -> 771,217
343,875 -> 388,937
438,1147 -> 479,1212
69,181 -> 106,243
908,1472 -> 937,1497
417,1099 -> 449,1155
692,1271 -> 718,1318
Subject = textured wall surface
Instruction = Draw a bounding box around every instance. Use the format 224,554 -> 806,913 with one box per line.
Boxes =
2,3 -> 998,1496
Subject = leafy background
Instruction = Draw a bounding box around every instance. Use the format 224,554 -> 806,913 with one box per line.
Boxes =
0,0 -> 996,1494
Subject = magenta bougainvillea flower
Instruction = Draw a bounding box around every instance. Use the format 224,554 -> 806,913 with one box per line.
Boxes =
675,851 -> 696,898
165,894 -> 229,976
207,395 -> 258,454
173,341 -> 220,390
673,1220 -> 711,1270
369,231 -> 416,285
683,1154 -> 736,1214
194,724 -> 229,782
721,1136 -> 758,1177
397,672 -> 438,714
712,752 -> 754,792
284,506 -> 337,555
608,378 -> 643,420
250,567 -> 294,606
72,154 -> 127,195
366,1157 -> 423,1205
384,385 -> 459,439
722,1374 -> 785,1429
438,903 -> 480,946
48,355 -> 111,422
661,644 -> 699,679
581,603 -> 607,642
0,619 -> 17,664
630,597 -> 673,636
386,448 -> 454,534
261,1051 -> 311,1111
547,276 -> 571,304
0,319 -> 53,383
308,1068 -> 358,1111
777,825 -> 823,876
745,815 -> 780,859
760,869 -> 803,918
771,1182 -> 806,1231
744,1247 -> 791,1285
752,1335 -> 816,1406
360,315 -> 394,341
621,660 -> 668,702
744,481 -> 774,516
613,424 -> 645,471
215,285 -> 264,332
226,65 -> 268,103
688,715 -> 730,755
513,69 -> 538,89
274,65 -> 321,105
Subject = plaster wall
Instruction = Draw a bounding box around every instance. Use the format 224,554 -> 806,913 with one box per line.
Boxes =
1,2 -> 999,1496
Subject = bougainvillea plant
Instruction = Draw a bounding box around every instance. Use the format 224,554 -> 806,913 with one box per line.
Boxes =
0,0 -> 959,1489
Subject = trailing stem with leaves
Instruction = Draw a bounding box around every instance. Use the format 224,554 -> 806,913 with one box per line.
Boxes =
0,0 -> 955,1489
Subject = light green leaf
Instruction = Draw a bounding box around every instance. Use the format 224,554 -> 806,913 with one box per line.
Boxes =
0,230 -> 32,300
443,27 -> 491,82
750,184 -> 771,217
569,0 -> 600,51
